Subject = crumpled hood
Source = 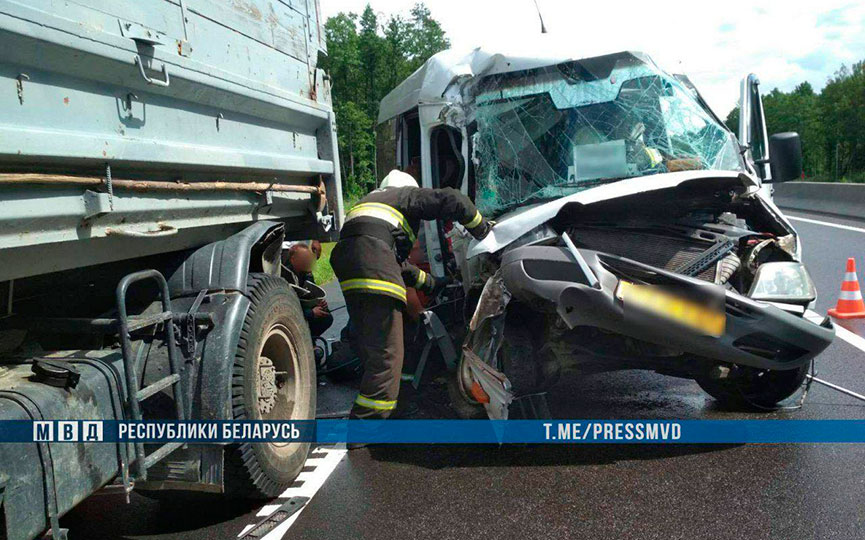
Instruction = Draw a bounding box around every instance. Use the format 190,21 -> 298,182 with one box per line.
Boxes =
468,170 -> 758,258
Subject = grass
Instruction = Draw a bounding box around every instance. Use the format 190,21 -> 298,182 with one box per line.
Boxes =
306,193 -> 363,285
313,242 -> 335,284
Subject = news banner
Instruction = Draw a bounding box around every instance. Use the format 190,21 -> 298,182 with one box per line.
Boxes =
3,420 -> 865,444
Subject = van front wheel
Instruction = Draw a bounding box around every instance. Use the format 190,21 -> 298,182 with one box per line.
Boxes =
696,364 -> 809,409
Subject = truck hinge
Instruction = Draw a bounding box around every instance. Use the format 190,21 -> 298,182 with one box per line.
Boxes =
15,73 -> 29,105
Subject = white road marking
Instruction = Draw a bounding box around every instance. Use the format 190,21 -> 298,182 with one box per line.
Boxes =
238,444 -> 347,539
806,310 -> 865,353
787,214 -> 865,234
262,444 -> 347,539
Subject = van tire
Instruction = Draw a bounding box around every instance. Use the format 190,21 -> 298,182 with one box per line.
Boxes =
696,364 -> 809,409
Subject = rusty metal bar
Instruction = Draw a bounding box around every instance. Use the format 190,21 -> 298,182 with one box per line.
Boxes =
0,173 -> 323,196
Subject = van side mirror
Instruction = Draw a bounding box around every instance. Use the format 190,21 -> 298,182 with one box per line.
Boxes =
766,132 -> 802,183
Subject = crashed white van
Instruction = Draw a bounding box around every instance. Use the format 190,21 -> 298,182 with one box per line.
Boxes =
377,45 -> 834,418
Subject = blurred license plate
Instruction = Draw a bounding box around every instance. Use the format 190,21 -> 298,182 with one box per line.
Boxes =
616,281 -> 725,337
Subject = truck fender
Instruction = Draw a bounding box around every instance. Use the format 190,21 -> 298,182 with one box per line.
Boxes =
153,222 -> 287,489
167,221 -> 285,296
166,222 -> 290,416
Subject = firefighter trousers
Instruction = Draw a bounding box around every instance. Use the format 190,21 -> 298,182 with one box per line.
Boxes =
344,293 -> 405,419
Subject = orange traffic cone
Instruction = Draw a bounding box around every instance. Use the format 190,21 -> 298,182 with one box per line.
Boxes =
828,258 -> 865,319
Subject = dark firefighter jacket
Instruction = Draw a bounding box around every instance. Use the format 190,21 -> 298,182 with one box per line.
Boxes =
330,186 -> 490,304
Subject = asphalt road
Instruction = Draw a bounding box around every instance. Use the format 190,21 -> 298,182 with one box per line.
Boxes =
62,207 -> 865,540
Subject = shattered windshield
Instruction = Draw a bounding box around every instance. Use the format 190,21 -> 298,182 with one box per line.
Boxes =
470,53 -> 743,216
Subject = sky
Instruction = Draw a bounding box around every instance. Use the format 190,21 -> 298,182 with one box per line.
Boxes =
320,0 -> 865,118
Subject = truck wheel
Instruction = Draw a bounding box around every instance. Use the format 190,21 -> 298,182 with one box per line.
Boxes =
696,364 -> 809,409
225,274 -> 315,498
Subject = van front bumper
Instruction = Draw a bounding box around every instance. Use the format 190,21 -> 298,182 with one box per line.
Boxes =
500,245 -> 835,371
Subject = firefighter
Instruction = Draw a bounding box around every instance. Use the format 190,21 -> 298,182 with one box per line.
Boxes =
330,169 -> 493,420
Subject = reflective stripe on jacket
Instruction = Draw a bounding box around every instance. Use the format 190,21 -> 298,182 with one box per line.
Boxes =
345,202 -> 417,244
340,278 -> 407,303
331,185 -> 485,303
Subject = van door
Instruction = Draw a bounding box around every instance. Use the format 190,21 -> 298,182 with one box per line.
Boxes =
425,125 -> 466,276
394,111 -> 467,278
738,74 -> 773,198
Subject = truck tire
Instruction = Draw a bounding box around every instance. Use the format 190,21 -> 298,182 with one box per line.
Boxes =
225,274 -> 316,498
696,364 -> 809,409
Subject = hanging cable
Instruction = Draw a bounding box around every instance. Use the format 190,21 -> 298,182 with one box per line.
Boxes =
531,0 -> 547,33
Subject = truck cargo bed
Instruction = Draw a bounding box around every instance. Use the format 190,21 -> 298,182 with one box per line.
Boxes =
0,0 -> 342,281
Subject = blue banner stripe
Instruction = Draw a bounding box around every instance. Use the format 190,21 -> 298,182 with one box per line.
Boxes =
4,420 -> 865,444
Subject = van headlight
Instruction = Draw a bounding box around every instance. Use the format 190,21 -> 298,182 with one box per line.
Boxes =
748,262 -> 816,304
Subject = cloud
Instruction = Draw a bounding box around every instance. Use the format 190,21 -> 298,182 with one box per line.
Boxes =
320,0 -> 865,116
816,5 -> 851,27
794,52 -> 829,71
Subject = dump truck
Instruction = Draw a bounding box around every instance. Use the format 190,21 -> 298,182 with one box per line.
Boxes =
376,43 -> 834,419
0,1 -> 341,538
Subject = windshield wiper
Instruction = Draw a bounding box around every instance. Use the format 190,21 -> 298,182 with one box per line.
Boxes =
559,175 -> 634,189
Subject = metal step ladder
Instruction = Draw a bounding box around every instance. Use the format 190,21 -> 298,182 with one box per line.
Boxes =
115,269 -> 187,480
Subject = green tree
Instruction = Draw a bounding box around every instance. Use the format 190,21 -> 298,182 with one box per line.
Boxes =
322,3 -> 451,203
761,86 -> 825,177
722,64 -> 865,181
358,5 -> 384,119
724,106 -> 739,135
405,4 -> 449,72
381,15 -> 411,93
820,62 -> 865,181
321,13 -> 361,105
335,100 -> 376,201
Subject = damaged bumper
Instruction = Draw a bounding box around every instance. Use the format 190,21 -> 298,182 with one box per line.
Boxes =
500,244 -> 835,371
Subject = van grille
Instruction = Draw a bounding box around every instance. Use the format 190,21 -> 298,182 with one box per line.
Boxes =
568,226 -> 717,282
